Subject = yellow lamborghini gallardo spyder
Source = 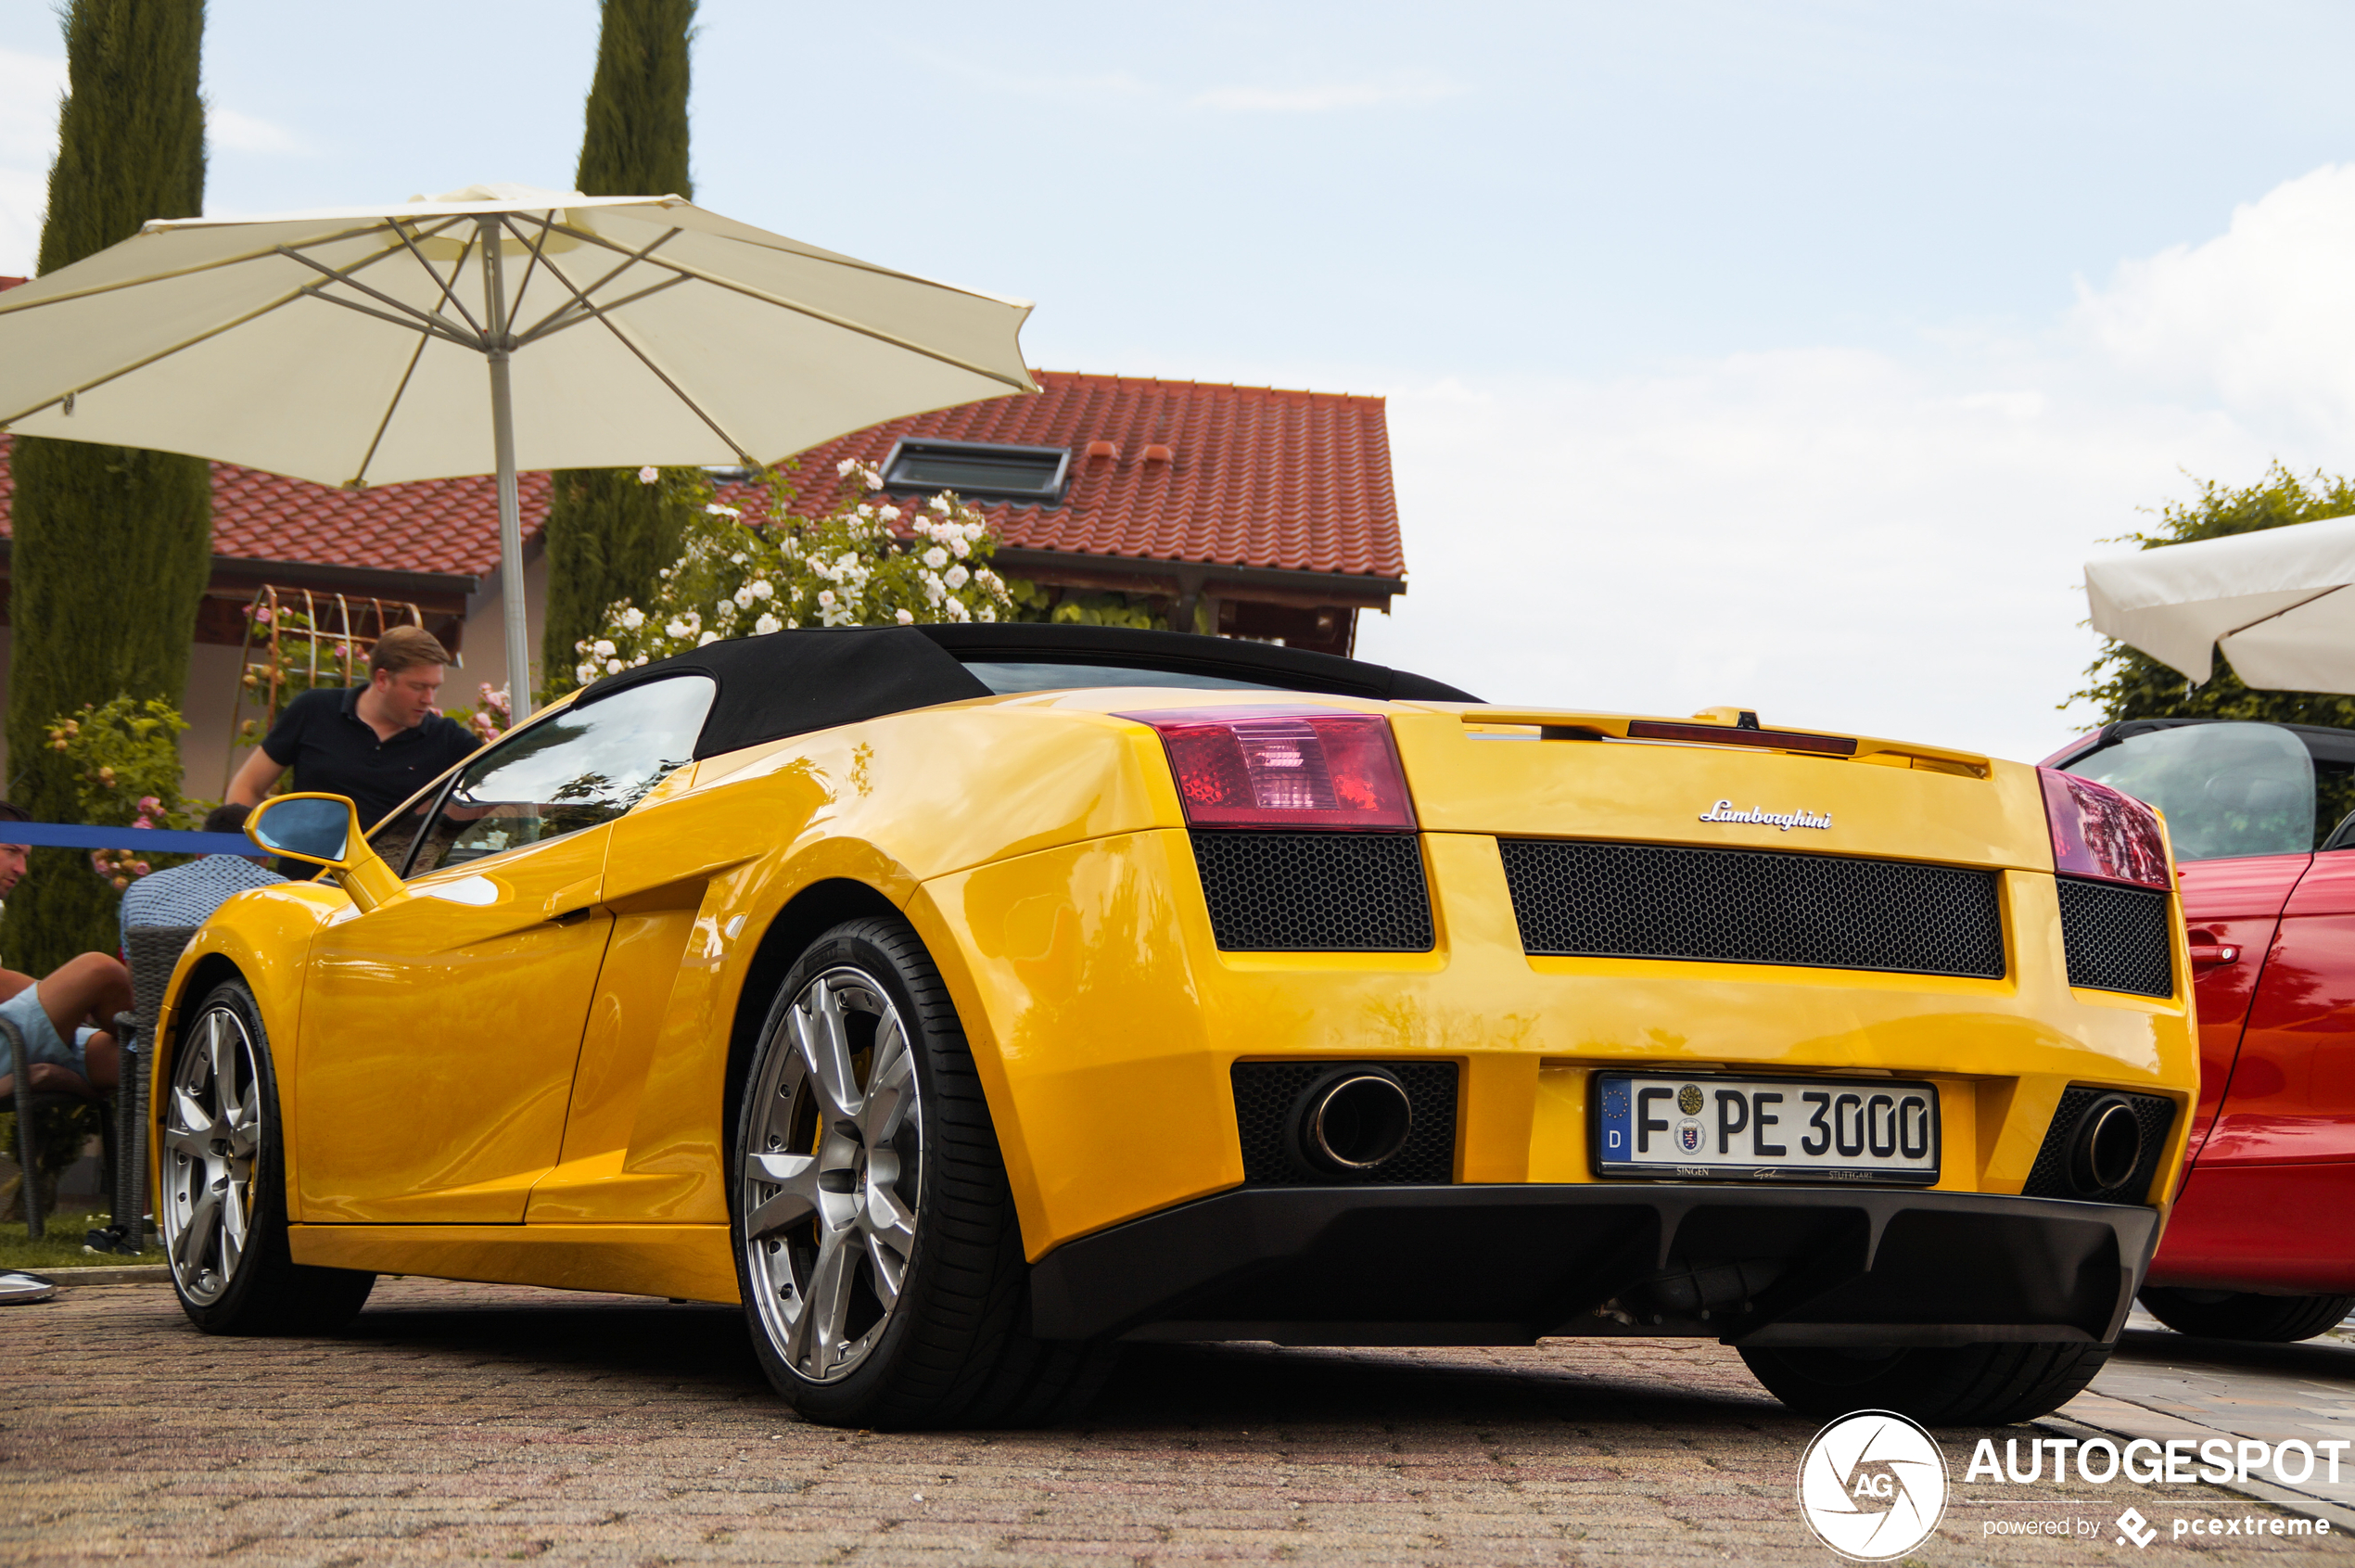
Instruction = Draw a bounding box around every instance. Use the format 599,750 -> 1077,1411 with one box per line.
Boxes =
154,624 -> 2196,1429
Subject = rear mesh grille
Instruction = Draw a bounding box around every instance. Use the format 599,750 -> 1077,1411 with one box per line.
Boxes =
1190,831 -> 1434,952
1496,839 -> 2005,977
2056,876 -> 2174,998
2021,1086 -> 2176,1205
1232,1061 -> 1459,1185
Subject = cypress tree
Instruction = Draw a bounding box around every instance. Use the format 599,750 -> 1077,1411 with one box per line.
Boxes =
3,0 -> 210,975
541,0 -> 695,697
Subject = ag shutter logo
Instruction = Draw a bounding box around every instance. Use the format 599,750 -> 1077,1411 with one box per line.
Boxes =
1798,1410 -> 1949,1562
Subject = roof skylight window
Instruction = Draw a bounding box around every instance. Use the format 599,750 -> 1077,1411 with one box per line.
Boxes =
881,439 -> 1069,503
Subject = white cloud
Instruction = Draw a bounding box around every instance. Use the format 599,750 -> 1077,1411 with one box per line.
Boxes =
1190,74 -> 1459,112
1352,164 -> 2355,767
2077,163 -> 2355,449
208,106 -> 313,157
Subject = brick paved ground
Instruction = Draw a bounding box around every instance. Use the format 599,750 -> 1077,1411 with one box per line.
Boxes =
5,1279 -> 2349,1565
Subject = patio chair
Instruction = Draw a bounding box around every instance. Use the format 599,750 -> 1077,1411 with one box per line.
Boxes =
0,1012 -> 109,1243
87,924 -> 200,1256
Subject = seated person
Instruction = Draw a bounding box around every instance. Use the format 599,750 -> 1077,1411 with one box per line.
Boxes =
0,952 -> 130,1100
118,802 -> 284,951
0,801 -> 127,1099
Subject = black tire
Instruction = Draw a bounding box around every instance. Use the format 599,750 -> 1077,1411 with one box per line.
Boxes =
2141,1287 -> 2355,1343
731,915 -> 1115,1429
160,979 -> 375,1335
1738,1341 -> 2114,1425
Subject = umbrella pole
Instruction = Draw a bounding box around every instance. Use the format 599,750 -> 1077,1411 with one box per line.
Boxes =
479,220 -> 531,714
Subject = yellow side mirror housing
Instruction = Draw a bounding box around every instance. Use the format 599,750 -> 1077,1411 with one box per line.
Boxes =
245,793 -> 403,912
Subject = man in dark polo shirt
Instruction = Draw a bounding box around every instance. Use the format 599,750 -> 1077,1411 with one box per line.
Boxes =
227,626 -> 482,860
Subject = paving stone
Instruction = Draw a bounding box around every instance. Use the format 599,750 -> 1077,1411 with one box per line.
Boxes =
6,1279 -> 2352,1563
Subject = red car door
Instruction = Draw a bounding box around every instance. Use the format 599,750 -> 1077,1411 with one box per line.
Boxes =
2157,849 -> 2355,1294
2175,852 -> 2306,1162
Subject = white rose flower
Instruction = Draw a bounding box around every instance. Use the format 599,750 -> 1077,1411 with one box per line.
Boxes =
929,495 -> 950,513
636,465 -> 659,484
949,536 -> 971,559
817,589 -> 837,609
753,614 -> 781,635
880,505 -> 900,522
895,607 -> 915,625
733,585 -> 756,608
945,564 -> 971,590
575,662 -> 595,684
864,468 -> 884,491
697,630 -> 720,646
729,551 -> 747,565
620,607 -> 644,630
632,655 -> 647,666
592,639 -> 617,658
748,579 -> 774,599
923,546 -> 948,569
945,597 -> 971,622
977,605 -> 997,622
706,503 -> 740,517
606,657 -> 625,673
835,457 -> 858,476
665,619 -> 690,639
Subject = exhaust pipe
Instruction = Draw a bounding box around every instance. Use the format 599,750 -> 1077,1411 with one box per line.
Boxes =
1290,1067 -> 1414,1175
2068,1094 -> 2146,1197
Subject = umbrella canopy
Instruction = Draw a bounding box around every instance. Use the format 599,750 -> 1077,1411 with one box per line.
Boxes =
2085,514 -> 2355,695
0,182 -> 1039,700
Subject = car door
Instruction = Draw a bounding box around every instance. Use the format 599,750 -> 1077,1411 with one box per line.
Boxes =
2205,849 -> 2355,1166
293,674 -> 715,1224
2177,853 -> 2306,1155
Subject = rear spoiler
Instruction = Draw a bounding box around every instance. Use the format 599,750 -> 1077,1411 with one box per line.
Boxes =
1448,705 -> 1990,779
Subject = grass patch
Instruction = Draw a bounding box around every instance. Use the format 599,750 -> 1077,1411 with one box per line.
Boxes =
0,1212 -> 158,1273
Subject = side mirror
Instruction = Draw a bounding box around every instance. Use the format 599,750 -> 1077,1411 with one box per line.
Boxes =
246,793 -> 402,911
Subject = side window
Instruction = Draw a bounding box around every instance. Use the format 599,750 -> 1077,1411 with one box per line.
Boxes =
2066,721 -> 2315,862
407,676 -> 715,876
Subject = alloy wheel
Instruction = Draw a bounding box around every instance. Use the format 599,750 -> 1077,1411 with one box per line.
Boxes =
160,1004 -> 261,1305
742,967 -> 923,1383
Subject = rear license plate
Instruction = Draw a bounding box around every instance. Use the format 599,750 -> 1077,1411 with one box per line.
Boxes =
1592,1073 -> 1940,1184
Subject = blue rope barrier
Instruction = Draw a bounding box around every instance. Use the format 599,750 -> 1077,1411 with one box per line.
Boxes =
0,822 -> 258,854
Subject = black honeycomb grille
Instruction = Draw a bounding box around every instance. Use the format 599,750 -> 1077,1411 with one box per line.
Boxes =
2021,1086 -> 2176,1205
2056,876 -> 2175,999
1190,831 -> 1434,952
1496,839 -> 2006,977
1231,1061 -> 1459,1186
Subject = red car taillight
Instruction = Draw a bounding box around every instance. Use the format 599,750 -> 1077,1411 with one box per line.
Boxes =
1121,708 -> 1417,830
2038,767 -> 2170,889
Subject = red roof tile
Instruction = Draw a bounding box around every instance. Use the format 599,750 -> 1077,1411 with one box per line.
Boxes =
0,373 -> 1405,584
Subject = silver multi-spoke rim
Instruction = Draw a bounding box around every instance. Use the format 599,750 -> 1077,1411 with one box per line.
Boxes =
161,1005 -> 261,1305
743,967 -> 922,1383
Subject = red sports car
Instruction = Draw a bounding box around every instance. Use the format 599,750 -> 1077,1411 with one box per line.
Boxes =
2049,719 -> 2355,1341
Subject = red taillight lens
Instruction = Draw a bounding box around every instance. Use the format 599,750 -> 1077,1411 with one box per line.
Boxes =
1122,708 -> 1417,830
2039,767 -> 2170,888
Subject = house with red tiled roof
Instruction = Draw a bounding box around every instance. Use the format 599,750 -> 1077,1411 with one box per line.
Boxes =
0,369 -> 1408,796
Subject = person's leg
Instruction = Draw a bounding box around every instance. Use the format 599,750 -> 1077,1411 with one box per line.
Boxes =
0,982 -> 92,1099
0,969 -> 32,1004
34,954 -> 130,1043
76,1030 -> 119,1093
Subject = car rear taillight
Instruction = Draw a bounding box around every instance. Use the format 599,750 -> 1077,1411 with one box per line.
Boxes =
2039,767 -> 2170,889
1121,708 -> 1417,830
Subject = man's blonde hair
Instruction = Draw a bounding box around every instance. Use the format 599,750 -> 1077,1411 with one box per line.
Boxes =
369,624 -> 451,678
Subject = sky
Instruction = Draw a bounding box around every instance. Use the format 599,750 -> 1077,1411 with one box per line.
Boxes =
6,1 -> 2355,761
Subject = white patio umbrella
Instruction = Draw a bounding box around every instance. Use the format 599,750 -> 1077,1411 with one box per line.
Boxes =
0,182 -> 1038,699
2085,514 -> 2355,694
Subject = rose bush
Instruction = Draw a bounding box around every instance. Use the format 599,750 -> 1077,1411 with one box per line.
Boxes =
41,695 -> 211,889
568,460 -> 1019,687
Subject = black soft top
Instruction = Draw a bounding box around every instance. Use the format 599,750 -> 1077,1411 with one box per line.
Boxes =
574,623 -> 1481,761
